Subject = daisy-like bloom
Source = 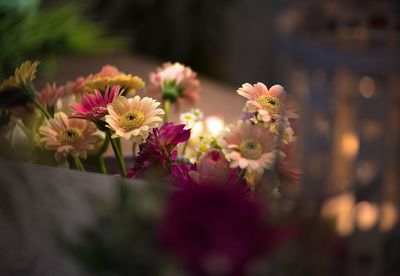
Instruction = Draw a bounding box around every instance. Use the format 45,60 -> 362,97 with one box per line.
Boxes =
71,85 -> 122,121
105,96 -> 164,142
39,112 -> 103,160
147,62 -> 200,105
36,83 -> 64,110
237,82 -> 299,123
218,120 -> 280,174
83,65 -> 145,95
0,60 -> 40,90
180,108 -> 204,128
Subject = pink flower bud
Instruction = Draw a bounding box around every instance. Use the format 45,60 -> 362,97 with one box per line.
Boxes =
197,149 -> 230,185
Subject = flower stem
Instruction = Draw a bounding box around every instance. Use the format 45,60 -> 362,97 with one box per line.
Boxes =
34,101 -> 51,119
181,140 -> 189,157
74,157 -> 85,171
106,131 -> 126,177
163,99 -> 171,123
96,156 -> 107,174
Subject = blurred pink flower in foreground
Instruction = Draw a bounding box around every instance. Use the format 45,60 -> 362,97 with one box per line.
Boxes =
190,149 -> 230,186
160,186 -> 291,276
71,85 -> 122,121
147,62 -> 200,105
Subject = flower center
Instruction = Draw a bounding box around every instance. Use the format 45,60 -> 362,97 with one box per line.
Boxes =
60,128 -> 83,145
257,95 -> 280,113
119,111 -> 145,131
239,139 -> 263,160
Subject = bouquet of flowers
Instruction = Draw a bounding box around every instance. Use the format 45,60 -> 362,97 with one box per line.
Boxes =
0,60 -> 348,276
0,60 -> 301,196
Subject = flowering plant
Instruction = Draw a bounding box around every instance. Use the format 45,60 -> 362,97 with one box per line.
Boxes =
0,60 -> 337,276
0,60 -> 300,195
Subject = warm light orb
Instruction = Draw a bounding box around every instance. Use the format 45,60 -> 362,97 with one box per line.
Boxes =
341,132 -> 359,158
191,121 -> 204,138
205,116 -> 225,136
380,201 -> 398,232
321,193 -> 355,237
355,201 -> 379,231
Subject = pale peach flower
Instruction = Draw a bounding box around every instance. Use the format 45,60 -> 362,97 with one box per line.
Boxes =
105,96 -> 164,142
237,82 -> 299,122
65,76 -> 86,95
36,83 -> 64,109
218,120 -> 280,173
39,112 -> 103,160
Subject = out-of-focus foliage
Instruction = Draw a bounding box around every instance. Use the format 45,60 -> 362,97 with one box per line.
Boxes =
0,0 -> 124,80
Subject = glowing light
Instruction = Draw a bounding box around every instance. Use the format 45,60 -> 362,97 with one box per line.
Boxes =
341,132 -> 359,158
191,122 -> 204,138
321,193 -> 355,237
380,201 -> 398,232
355,201 -> 379,231
205,116 -> 224,136
359,76 -> 375,98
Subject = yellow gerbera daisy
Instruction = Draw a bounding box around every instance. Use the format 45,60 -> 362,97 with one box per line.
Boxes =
84,75 -> 145,95
0,60 -> 40,90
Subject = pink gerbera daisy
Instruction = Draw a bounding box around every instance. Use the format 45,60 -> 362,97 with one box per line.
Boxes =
39,112 -> 103,160
218,120 -> 280,174
36,82 -> 64,110
237,82 -> 299,122
71,85 -> 122,121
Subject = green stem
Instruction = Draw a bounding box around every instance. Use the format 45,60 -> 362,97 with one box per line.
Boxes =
106,131 -> 126,177
34,101 -> 51,119
74,157 -> 85,171
96,156 -> 107,174
181,140 -> 189,157
163,99 -> 171,123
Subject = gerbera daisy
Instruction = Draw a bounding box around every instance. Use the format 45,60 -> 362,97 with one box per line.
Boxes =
71,85 -> 122,121
105,96 -> 164,142
237,82 -> 299,122
39,112 -> 103,160
36,83 -> 64,112
84,65 -> 145,94
0,60 -> 40,90
218,120 -> 280,174
147,62 -> 200,105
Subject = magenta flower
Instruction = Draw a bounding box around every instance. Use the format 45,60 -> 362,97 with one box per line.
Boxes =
169,163 -> 198,188
71,85 -> 122,121
128,123 -> 190,178
160,186 -> 287,276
